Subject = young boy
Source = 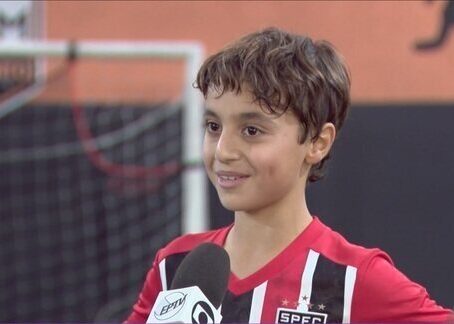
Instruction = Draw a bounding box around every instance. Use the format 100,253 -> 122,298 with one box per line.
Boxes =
126,28 -> 453,323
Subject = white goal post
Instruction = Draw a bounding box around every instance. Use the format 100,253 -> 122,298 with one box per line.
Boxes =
0,39 -> 208,234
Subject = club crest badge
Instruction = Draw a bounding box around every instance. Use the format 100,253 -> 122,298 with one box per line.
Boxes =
276,307 -> 328,324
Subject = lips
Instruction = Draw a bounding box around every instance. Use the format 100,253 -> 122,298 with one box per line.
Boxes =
216,171 -> 248,177
219,175 -> 243,181
215,171 -> 249,189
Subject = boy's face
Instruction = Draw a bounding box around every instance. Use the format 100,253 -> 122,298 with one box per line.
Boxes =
203,89 -> 311,214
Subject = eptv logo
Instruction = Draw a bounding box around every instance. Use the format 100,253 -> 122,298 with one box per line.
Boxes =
276,308 -> 327,324
154,292 -> 188,320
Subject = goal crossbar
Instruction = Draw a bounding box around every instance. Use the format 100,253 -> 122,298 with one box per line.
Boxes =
0,40 -> 203,59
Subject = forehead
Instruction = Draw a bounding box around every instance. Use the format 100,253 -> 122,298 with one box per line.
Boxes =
204,89 -> 301,127
205,89 -> 275,118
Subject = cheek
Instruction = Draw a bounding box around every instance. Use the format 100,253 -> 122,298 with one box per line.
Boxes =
252,153 -> 284,184
254,146 -> 302,184
264,161 -> 278,178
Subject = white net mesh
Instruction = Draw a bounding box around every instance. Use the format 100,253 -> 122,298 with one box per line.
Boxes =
0,55 -> 196,321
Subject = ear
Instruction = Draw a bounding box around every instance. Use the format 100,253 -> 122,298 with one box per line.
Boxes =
304,123 -> 336,165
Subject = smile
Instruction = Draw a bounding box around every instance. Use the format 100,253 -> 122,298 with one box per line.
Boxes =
216,175 -> 249,189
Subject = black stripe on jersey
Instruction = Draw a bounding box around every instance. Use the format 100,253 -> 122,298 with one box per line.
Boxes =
310,254 -> 347,323
221,290 -> 254,323
164,252 -> 189,289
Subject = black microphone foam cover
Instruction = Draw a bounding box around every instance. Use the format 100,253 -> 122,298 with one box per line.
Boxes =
170,242 -> 230,308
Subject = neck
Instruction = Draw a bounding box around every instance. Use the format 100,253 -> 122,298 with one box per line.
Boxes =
232,200 -> 312,250
226,186 -> 313,257
224,191 -> 313,279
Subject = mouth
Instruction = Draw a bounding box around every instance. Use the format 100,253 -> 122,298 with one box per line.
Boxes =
215,172 -> 249,189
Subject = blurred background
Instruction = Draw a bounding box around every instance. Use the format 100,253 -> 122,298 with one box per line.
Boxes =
0,0 -> 453,321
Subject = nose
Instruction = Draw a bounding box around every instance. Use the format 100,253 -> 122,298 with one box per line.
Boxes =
215,130 -> 241,163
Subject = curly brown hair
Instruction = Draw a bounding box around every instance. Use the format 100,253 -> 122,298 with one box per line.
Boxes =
196,27 -> 351,182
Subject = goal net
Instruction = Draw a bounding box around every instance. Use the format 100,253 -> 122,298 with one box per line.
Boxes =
0,40 -> 206,322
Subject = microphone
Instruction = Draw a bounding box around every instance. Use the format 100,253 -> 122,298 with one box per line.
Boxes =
147,243 -> 230,324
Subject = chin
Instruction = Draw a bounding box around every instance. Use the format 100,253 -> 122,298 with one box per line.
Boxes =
218,199 -> 241,212
218,196 -> 262,213
218,196 -> 245,211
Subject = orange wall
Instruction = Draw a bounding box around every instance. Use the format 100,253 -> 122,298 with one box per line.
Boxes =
44,1 -> 454,103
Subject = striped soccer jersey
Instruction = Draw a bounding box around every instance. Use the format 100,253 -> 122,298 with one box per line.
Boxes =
127,217 -> 453,323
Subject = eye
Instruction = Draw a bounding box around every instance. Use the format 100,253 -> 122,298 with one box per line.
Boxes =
205,121 -> 221,133
242,126 -> 262,136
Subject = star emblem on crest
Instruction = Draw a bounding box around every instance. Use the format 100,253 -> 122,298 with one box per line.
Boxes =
281,298 -> 289,306
318,304 -> 326,311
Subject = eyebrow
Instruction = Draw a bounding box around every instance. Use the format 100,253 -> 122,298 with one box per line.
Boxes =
203,108 -> 276,124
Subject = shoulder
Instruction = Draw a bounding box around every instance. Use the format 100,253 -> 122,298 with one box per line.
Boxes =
125,225 -> 232,323
312,219 -> 452,321
312,217 -> 391,268
352,253 -> 453,321
156,225 -> 232,263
